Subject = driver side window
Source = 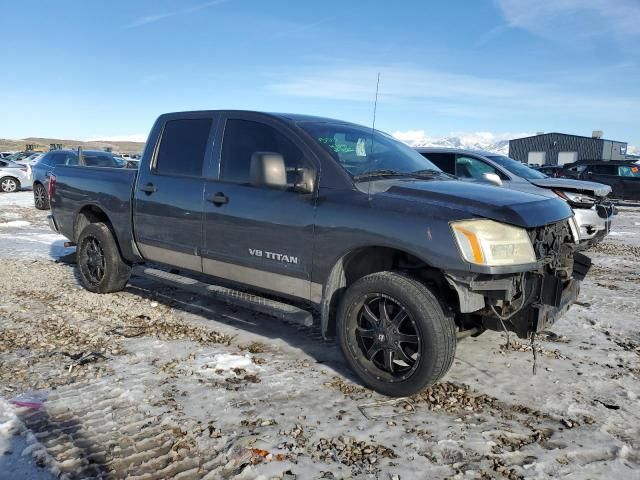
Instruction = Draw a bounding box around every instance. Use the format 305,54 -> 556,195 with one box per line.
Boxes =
455,156 -> 504,180
220,119 -> 306,185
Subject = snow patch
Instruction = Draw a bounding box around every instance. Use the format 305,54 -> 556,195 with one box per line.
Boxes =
196,353 -> 255,377
0,191 -> 34,208
0,220 -> 31,228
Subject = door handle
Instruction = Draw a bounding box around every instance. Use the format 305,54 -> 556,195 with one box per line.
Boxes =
208,192 -> 228,206
139,183 -> 157,194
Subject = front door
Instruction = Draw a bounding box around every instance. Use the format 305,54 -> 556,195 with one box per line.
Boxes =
133,115 -> 217,272
202,115 -> 319,302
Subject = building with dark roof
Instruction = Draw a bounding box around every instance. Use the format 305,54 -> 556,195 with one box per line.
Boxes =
508,131 -> 628,166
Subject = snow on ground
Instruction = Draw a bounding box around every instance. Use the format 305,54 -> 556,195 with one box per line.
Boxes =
0,190 -> 639,479
0,191 -> 75,260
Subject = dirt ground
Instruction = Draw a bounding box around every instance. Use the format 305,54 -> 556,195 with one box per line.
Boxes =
1,191 -> 639,480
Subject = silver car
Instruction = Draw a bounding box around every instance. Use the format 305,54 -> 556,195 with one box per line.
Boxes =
0,158 -> 30,193
417,148 -> 615,247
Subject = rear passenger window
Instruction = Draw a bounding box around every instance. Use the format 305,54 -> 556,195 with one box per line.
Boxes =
420,153 -> 455,174
456,156 -> 505,180
220,119 -> 304,184
590,165 -> 616,175
155,118 -> 212,176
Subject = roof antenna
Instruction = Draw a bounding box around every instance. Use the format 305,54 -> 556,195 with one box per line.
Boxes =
367,72 -> 381,202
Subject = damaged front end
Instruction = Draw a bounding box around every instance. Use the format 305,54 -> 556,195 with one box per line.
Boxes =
447,220 -> 592,339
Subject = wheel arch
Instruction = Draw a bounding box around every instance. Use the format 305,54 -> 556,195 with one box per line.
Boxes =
73,204 -> 134,264
74,204 -> 113,241
320,245 -> 458,338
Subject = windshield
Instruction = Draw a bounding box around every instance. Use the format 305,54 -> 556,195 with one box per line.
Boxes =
485,155 -> 547,180
301,122 -> 440,178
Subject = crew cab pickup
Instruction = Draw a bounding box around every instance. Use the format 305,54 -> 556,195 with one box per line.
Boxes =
48,110 -> 591,396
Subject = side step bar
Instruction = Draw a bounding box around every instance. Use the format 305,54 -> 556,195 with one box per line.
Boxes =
131,266 -> 314,327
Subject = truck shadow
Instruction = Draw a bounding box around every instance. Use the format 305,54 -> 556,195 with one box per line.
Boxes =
57,255 -> 360,385
124,276 -> 359,382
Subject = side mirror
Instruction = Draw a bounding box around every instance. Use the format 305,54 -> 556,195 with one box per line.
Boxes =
483,172 -> 503,186
250,152 -> 287,189
292,167 -> 315,194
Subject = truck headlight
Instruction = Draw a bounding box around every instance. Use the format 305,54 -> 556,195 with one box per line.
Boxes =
553,190 -> 595,208
451,219 -> 536,266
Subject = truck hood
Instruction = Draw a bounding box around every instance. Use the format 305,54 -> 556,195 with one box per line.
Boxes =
378,179 -> 572,229
529,178 -> 611,197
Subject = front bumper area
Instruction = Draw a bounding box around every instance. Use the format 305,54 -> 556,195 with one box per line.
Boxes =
572,202 -> 614,245
447,252 -> 591,339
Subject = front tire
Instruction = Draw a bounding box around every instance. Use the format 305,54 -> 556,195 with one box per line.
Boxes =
33,183 -> 50,209
0,176 -> 19,193
77,223 -> 131,293
337,271 -> 456,397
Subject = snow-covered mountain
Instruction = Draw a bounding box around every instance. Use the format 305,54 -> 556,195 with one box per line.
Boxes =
393,130 -> 532,155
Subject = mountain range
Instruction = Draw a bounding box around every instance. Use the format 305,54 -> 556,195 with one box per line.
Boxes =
392,130 -> 527,155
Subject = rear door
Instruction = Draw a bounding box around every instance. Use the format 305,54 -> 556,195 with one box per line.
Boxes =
201,114 -> 319,301
133,114 -> 217,272
37,152 -> 79,187
617,164 -> 640,200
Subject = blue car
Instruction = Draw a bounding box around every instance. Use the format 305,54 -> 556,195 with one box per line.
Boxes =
32,150 -> 124,209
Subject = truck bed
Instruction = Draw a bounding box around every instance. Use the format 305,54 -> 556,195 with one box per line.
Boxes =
51,165 -> 137,257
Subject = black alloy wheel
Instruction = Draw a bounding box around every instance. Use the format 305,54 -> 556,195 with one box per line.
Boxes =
353,294 -> 421,380
337,271 -> 457,397
80,236 -> 106,285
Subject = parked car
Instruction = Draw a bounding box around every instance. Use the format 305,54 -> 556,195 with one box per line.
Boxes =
0,152 -> 16,159
4,151 -> 39,163
416,148 -> 614,248
31,150 -> 124,209
47,110 -> 591,397
560,160 -> 640,201
16,152 -> 45,165
0,159 -> 29,193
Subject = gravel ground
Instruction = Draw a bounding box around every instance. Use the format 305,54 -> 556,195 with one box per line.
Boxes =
1,191 -> 639,479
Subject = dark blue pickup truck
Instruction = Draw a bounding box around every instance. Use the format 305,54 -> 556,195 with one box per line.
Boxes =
48,110 -> 590,396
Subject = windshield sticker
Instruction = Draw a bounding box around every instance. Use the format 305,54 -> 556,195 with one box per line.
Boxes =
356,138 -> 367,157
318,137 -> 357,154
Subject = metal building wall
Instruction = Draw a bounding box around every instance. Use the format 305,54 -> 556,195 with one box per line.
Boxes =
508,134 -> 604,165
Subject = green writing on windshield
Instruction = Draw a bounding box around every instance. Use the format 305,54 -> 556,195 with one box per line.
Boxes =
317,136 -> 357,154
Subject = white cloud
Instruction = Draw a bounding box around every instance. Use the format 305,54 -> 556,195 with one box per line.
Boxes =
124,0 -> 231,29
86,134 -> 147,143
267,64 -> 640,117
494,0 -> 640,40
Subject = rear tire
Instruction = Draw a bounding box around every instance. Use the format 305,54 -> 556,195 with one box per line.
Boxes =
33,183 -> 50,209
337,271 -> 456,397
0,176 -> 19,193
77,223 -> 131,293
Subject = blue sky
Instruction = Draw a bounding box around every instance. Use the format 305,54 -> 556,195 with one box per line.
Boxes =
1,0 -> 638,146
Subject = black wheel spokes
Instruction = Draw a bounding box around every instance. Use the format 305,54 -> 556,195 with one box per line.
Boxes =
83,238 -> 105,284
355,295 -> 421,378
